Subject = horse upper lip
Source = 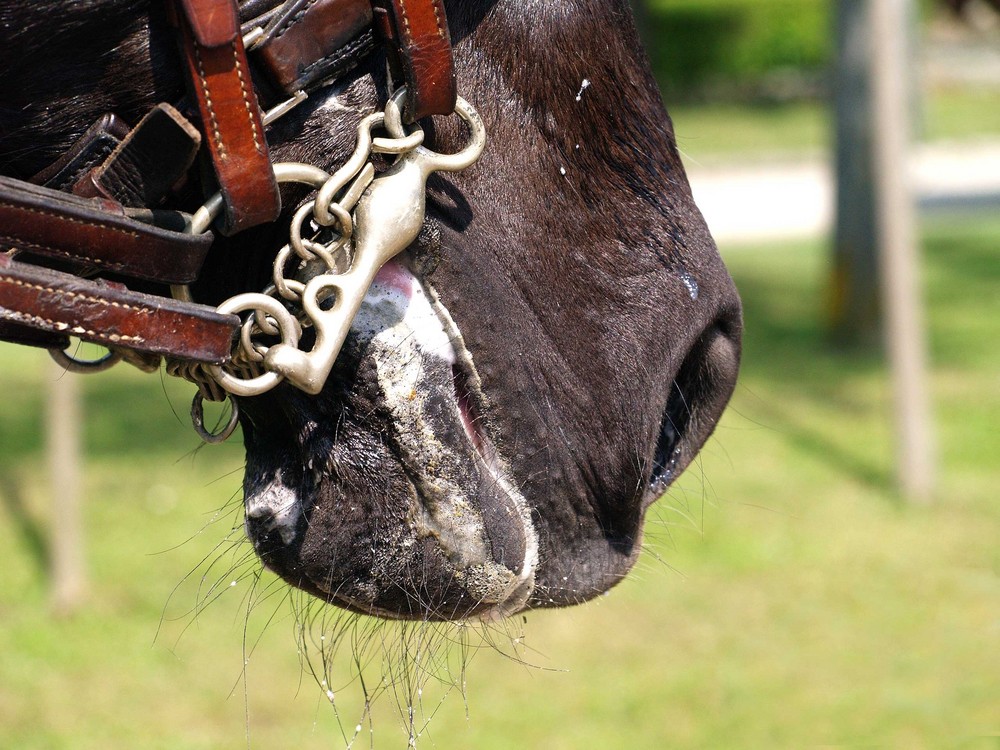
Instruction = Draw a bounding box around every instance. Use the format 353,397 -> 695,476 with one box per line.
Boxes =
350,259 -> 539,599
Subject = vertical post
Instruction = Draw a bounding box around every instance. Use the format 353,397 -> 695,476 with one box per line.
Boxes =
48,360 -> 87,613
830,0 -> 880,345
870,0 -> 936,503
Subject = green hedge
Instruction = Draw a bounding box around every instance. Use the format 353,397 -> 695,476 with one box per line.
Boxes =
641,0 -> 831,99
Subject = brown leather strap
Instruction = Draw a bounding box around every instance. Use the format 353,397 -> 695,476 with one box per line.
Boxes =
74,104 -> 202,208
0,176 -> 213,285
170,0 -> 281,234
372,0 -> 457,122
0,256 -> 239,364
253,0 -> 374,95
30,114 -> 132,191
0,320 -> 70,350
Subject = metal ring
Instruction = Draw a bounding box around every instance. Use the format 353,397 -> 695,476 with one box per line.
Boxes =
186,162 -> 331,238
240,316 -> 268,362
251,308 -> 280,338
322,202 -> 353,240
383,87 -> 418,140
191,392 -> 240,444
272,162 -> 331,189
383,89 -> 487,173
50,345 -> 122,374
289,201 -> 318,260
371,129 -> 424,154
206,293 -> 302,397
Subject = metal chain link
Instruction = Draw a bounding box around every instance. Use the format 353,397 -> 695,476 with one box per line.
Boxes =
163,87 -> 487,438
193,91 -> 416,396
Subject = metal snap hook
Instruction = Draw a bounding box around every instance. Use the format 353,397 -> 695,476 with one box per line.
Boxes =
383,89 -> 487,173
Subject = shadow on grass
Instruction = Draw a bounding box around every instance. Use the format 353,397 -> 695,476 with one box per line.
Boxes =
723,240 -> 891,492
0,472 -> 49,576
723,216 -> 1000,494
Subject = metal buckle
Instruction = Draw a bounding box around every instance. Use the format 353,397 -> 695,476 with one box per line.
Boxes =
263,91 -> 486,395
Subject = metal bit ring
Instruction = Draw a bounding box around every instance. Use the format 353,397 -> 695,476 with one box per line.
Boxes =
50,345 -> 122,373
207,293 -> 302,397
191,391 -> 240,444
383,90 -> 487,172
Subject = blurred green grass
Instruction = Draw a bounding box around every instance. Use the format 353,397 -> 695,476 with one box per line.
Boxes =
668,87 -> 1000,161
1,215 -> 998,748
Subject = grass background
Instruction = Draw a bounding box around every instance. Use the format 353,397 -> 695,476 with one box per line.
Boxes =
2,10 -> 998,743
1,212 -> 997,748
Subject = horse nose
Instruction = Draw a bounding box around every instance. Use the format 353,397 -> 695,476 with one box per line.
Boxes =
244,490 -> 302,548
651,306 -> 742,490
244,509 -> 282,551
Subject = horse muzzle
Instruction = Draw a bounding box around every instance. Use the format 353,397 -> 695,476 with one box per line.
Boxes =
239,258 -> 538,621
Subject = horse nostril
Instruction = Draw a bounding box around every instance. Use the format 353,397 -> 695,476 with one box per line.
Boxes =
245,510 -> 273,544
649,315 -> 742,491
651,401 -> 683,488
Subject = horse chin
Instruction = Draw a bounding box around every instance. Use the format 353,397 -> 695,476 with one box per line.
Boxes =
239,258 -> 538,622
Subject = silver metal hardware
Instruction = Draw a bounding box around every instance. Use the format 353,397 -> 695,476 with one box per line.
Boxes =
265,91 -> 486,394
242,26 -> 265,50
190,391 -> 240,444
263,90 -> 308,127
50,344 -> 121,374
182,87 -> 486,400
207,293 -> 302,397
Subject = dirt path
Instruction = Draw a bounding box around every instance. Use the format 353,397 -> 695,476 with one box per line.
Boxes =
685,139 -> 1000,246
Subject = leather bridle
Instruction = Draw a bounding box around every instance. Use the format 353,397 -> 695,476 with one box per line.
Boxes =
0,0 -> 485,441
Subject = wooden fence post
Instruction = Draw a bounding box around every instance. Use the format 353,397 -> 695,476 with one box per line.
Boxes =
870,0 -> 936,503
830,0 -> 881,345
47,360 -> 87,614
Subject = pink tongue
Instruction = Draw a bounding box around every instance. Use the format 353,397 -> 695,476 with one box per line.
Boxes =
372,259 -> 416,299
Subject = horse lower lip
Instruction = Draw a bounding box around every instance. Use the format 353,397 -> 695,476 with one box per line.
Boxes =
238,260 -> 539,619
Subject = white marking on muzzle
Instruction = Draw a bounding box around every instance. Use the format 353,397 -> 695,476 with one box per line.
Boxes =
245,470 -> 301,546
352,261 -> 539,612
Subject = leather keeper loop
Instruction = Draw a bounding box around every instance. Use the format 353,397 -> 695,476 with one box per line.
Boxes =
372,0 -> 457,122
0,320 -> 70,351
178,0 -> 239,47
254,0 -> 374,95
73,103 -> 202,208
30,114 -> 132,192
170,0 -> 281,234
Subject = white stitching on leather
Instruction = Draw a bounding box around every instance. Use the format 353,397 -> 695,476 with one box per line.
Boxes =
192,44 -> 226,158
0,308 -> 144,345
397,0 -> 413,44
273,0 -> 320,39
1,202 -> 140,240
232,41 -> 265,155
429,0 -> 446,42
0,274 -> 153,315
0,236 -> 129,272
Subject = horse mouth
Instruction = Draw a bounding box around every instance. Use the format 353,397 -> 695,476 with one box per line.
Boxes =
241,258 -> 539,621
